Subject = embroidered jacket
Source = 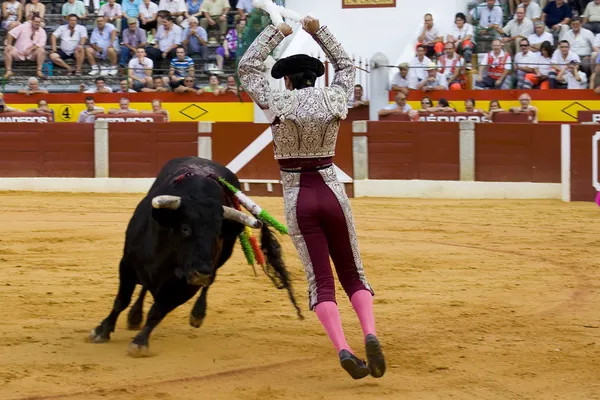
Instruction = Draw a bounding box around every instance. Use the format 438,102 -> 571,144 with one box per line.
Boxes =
237,24 -> 355,160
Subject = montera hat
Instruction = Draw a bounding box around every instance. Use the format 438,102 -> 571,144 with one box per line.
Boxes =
271,54 -> 325,79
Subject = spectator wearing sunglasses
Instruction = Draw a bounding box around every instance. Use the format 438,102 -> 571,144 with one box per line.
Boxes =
174,75 -> 203,94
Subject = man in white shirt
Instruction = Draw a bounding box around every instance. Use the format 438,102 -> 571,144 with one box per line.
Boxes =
476,39 -> 513,89
157,0 -> 187,25
108,97 -> 139,114
528,20 -> 554,51
390,62 -> 416,93
556,60 -> 588,88
492,6 -> 534,55
81,77 -> 114,93
514,38 -> 542,88
436,41 -> 466,90
128,47 -> 153,91
415,62 -> 448,91
85,16 -> 119,76
408,45 -> 432,84
98,0 -> 123,31
473,0 -> 504,36
548,40 -> 582,88
378,92 -> 412,118
417,13 -> 444,58
49,14 -> 88,75
144,16 -> 182,63
77,96 -> 105,123
139,0 -> 159,33
583,0 -> 600,34
563,17 -> 595,74
518,0 -> 542,21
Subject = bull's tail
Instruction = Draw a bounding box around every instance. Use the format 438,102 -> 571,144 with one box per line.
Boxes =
260,223 -> 304,320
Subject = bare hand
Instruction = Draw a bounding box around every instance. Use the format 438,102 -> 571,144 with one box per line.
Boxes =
277,23 -> 292,36
301,16 -> 320,35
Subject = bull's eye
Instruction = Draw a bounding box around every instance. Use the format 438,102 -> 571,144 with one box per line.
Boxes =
181,224 -> 192,236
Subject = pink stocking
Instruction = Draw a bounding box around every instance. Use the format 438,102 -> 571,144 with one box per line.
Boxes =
314,301 -> 351,353
351,290 -> 376,339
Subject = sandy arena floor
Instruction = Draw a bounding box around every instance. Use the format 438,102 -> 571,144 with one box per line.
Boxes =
0,192 -> 599,400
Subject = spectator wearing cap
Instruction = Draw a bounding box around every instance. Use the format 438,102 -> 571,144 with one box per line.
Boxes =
99,0 -> 123,31
514,38 -> 542,89
86,16 -> 119,76
549,40 -> 584,87
437,41 -> 466,90
492,6 -> 534,55
169,46 -> 194,86
78,97 -> 105,123
583,0 -> 600,34
378,92 -> 411,117
390,62 -> 415,93
182,16 -> 208,60
2,0 -> 22,32
408,44 -> 432,84
145,16 -> 182,64
3,15 -> 47,79
541,0 -> 572,40
119,18 -> 148,66
200,0 -> 230,39
61,0 -> 87,21
475,39 -> 513,89
158,0 -> 187,25
50,14 -> 87,76
518,0 -> 542,22
17,77 -> 48,95
446,12 -> 475,70
108,97 -> 139,114
416,13 -> 444,58
563,17 -> 595,74
128,47 -> 153,90
122,0 -> 142,30
416,62 -> 448,91
508,93 -> 539,122
139,0 -> 159,36
528,20 -> 554,52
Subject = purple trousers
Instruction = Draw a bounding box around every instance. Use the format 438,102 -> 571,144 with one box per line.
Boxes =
280,158 -> 373,310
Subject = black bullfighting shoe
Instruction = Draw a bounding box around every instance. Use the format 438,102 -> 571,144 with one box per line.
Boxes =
339,349 -> 371,379
365,334 -> 386,378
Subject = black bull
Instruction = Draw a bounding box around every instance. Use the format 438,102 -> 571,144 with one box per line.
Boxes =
88,157 -> 303,356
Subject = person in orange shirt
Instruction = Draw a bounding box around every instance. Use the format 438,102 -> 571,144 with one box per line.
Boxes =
3,15 -> 47,79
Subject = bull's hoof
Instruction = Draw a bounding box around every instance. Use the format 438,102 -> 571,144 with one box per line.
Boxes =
127,310 -> 144,330
189,314 -> 204,328
127,322 -> 142,331
87,328 -> 110,343
127,342 -> 150,358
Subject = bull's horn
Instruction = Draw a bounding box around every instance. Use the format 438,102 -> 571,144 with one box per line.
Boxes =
223,206 -> 262,229
152,195 -> 181,210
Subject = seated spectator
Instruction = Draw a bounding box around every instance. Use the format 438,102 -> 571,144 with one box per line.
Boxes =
78,96 -> 105,123
583,0 -> 600,34
224,75 -> 240,95
542,0 -> 572,40
483,99 -> 505,119
141,99 -> 170,120
80,77 -> 113,93
108,97 -> 139,113
203,75 -> 225,95
174,74 -> 203,94
350,84 -> 369,108
408,45 -> 432,85
492,6 -> 534,55
116,79 -> 137,92
549,39 -> 582,87
422,98 -> 456,112
141,75 -> 172,91
215,19 -> 243,70
514,38 -> 541,88
25,0 -> 45,28
145,16 -> 182,64
185,0 -> 204,24
3,16 -> 47,79
17,77 -> 48,95
475,39 -> 513,89
419,96 -> 432,110
61,0 -> 86,21
121,0 -> 142,30
182,16 -> 208,61
158,0 -> 187,25
508,93 -> 539,122
378,92 -> 411,117
464,98 -> 484,113
564,17 -> 594,74
0,95 -> 20,113
534,40 -> 554,89
235,0 -> 253,21
139,0 -> 159,37
2,0 -> 22,32
529,20 -> 554,51
519,0 -> 542,22
86,17 -> 119,76
416,13 -> 444,58
200,0 -> 230,39
99,0 -> 123,31
554,59 -> 588,88
589,62 -> 600,92
119,18 -> 148,67
128,47 -> 153,90
169,46 -> 194,86
26,99 -> 54,118
446,12 -> 475,70
437,41 -> 466,90
415,62 -> 448,91
50,14 -> 87,76
390,62 -> 415,93
473,0 -> 503,38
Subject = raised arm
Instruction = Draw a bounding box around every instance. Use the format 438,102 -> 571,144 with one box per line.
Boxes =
237,24 -> 287,110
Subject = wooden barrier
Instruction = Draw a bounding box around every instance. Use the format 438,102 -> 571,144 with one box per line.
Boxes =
0,112 -> 54,123
577,110 -> 600,123
95,113 -> 168,123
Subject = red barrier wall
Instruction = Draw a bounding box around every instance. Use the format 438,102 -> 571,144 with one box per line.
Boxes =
474,123 -> 561,183
108,122 -> 200,178
365,121 -> 460,180
0,123 -> 94,177
570,125 -> 598,202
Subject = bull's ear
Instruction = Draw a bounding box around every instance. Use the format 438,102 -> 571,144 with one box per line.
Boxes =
151,208 -> 179,228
